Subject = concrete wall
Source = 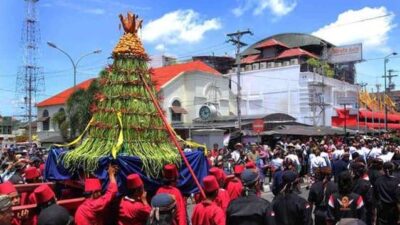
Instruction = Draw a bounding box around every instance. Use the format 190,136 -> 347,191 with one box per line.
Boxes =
229,65 -> 359,126
161,71 -> 231,124
37,105 -> 65,141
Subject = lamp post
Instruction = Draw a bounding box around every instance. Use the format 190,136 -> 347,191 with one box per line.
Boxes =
47,42 -> 101,89
383,52 -> 397,131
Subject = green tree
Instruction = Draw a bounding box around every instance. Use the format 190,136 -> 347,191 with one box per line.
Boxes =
66,79 -> 99,138
52,110 -> 69,141
306,58 -> 334,78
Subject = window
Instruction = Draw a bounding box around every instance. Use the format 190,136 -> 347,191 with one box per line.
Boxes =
171,100 -> 182,122
42,109 -> 50,131
205,84 -> 221,104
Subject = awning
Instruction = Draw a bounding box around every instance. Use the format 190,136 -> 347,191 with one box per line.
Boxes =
170,106 -> 188,114
37,117 -> 49,122
363,122 -> 400,130
359,110 -> 400,122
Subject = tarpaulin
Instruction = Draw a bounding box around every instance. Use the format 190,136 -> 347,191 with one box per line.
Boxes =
45,147 -> 209,196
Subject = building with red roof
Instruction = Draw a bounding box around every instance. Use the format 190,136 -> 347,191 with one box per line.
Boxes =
226,33 -> 359,130
36,60 -> 232,144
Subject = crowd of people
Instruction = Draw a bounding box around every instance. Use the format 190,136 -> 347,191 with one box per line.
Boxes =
0,133 -> 399,225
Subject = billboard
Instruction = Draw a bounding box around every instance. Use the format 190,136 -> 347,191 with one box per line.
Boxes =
328,43 -> 362,64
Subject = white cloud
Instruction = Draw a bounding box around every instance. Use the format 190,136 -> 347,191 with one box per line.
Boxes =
155,44 -> 166,52
312,7 -> 396,51
83,8 -> 105,15
233,0 -> 297,17
142,10 -> 221,45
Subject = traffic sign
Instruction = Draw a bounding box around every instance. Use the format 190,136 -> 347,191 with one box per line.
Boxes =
338,96 -> 357,105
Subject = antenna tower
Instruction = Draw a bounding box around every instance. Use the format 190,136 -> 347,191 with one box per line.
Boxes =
16,0 -> 44,145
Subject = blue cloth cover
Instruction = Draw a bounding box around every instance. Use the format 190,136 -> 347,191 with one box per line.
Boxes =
45,147 -> 209,195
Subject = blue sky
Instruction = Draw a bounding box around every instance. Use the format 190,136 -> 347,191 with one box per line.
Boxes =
0,0 -> 399,117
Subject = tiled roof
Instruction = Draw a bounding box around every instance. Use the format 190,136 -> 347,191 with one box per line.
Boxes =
255,39 -> 289,49
151,60 -> 220,91
36,78 -> 95,107
36,61 -> 220,107
241,54 -> 260,64
240,47 -> 318,64
276,48 -> 319,59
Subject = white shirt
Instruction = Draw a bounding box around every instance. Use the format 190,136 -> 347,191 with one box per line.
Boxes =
271,158 -> 283,170
349,146 -> 357,155
184,147 -> 192,153
320,152 -> 331,164
285,154 -> 300,166
310,156 -> 327,174
379,152 -> 394,162
231,150 -> 240,163
332,149 -> 344,161
369,147 -> 382,159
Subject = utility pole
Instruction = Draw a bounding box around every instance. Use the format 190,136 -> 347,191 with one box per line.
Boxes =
387,69 -> 398,92
371,87 -> 375,135
383,52 -> 397,131
376,83 -> 382,129
309,42 -> 328,127
227,29 -> 253,137
358,82 -> 368,131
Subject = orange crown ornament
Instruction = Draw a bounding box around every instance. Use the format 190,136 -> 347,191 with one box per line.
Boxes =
113,12 -> 147,59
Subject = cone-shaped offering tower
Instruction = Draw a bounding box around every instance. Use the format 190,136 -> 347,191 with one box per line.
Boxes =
62,12 -> 180,176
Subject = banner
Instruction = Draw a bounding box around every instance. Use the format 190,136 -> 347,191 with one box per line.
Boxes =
328,43 -> 362,64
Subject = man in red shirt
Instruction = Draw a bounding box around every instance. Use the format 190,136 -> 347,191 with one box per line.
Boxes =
24,167 -> 41,184
208,167 -> 230,211
0,182 -> 29,225
191,175 -> 225,225
226,165 -> 244,201
156,164 -> 187,225
118,173 -> 151,225
148,194 -> 177,225
75,165 -> 118,225
0,195 -> 13,225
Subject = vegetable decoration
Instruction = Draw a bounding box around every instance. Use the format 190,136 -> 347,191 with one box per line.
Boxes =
61,12 -> 180,176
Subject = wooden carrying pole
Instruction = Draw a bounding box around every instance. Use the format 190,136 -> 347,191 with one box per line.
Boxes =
138,72 -> 206,198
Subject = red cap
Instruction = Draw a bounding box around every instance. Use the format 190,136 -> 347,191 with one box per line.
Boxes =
24,167 -> 40,180
34,184 -> 55,204
0,182 -> 17,195
126,174 -> 143,189
84,178 -> 102,192
209,167 -> 222,180
163,164 -> 178,181
245,161 -> 256,169
234,165 -> 245,175
39,163 -> 45,175
202,175 -> 219,193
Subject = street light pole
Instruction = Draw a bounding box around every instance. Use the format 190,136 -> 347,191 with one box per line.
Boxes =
47,42 -> 101,89
383,52 -> 397,131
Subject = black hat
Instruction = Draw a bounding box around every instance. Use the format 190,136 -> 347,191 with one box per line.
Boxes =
38,204 -> 73,225
151,194 -> 176,212
282,170 -> 297,185
241,169 -> 259,186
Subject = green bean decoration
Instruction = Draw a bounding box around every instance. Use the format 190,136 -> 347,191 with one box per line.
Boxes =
61,13 -> 180,176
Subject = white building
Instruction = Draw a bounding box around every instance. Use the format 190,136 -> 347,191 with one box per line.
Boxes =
36,79 -> 95,144
35,61 -> 232,143
228,33 -> 359,127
